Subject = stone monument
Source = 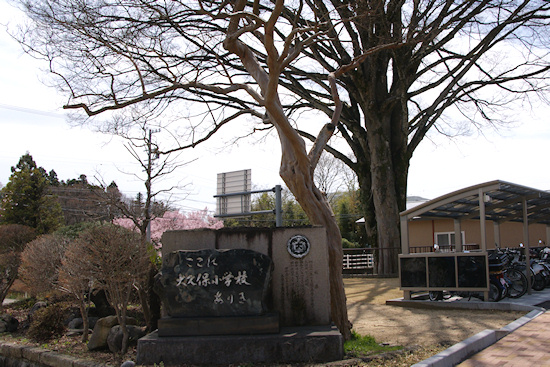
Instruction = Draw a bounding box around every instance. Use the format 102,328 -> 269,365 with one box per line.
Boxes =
154,248 -> 278,336
137,226 -> 343,365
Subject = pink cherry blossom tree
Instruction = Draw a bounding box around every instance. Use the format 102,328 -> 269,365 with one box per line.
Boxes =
114,209 -> 223,250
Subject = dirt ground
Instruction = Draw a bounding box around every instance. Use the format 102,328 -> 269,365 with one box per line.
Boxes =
344,277 -> 526,347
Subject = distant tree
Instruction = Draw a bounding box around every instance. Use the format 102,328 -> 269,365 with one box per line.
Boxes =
114,209 -> 223,249
334,193 -> 365,247
0,153 -> 63,233
225,190 -> 310,228
98,121 -> 187,246
58,239 -> 94,342
52,176 -> 119,225
313,153 -> 351,205
19,233 -> 70,297
76,224 -> 149,354
0,224 -> 37,307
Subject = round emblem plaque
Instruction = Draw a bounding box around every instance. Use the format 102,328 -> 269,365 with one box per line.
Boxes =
287,234 -> 310,258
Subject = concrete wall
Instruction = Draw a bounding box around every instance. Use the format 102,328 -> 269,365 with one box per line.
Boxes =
161,226 -> 332,327
0,341 -> 98,367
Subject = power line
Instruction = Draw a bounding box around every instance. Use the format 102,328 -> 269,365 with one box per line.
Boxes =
0,103 -> 65,118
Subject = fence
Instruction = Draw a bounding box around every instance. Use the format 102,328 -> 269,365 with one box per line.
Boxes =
342,247 -> 400,276
342,249 -> 374,275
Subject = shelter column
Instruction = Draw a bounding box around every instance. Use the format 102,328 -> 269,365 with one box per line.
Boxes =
523,197 -> 532,295
400,216 -> 411,300
400,216 -> 410,255
493,222 -> 501,249
478,189 -> 487,252
454,219 -> 462,252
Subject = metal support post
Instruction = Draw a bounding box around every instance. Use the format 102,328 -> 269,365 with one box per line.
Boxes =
274,185 -> 283,227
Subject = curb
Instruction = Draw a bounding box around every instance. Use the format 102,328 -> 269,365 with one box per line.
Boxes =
386,297 -> 544,313
411,309 -> 545,367
0,341 -> 104,367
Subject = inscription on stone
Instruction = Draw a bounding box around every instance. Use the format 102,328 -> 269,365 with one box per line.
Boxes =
280,260 -> 315,325
154,248 -> 273,317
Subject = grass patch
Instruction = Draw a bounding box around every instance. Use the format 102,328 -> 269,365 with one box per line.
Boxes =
344,330 -> 402,358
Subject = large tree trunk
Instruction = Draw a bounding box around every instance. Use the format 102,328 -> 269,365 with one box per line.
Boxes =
367,126 -> 400,275
349,54 -> 410,275
356,166 -> 377,248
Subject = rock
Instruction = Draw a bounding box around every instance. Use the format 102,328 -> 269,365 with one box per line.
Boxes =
64,307 -> 81,325
87,316 -> 138,351
66,329 -> 89,337
107,325 -> 146,353
154,249 -> 273,317
67,316 -> 99,330
27,301 -> 47,322
91,290 -> 115,317
0,314 -> 19,333
120,361 -> 136,367
68,317 -> 83,329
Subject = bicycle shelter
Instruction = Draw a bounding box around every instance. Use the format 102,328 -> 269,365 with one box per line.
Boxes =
399,180 -> 550,300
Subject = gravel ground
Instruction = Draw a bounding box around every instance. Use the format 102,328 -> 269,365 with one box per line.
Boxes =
344,277 -> 526,347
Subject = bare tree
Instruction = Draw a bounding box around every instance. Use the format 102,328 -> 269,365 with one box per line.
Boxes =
58,240 -> 94,343
314,152 -> 355,204
76,224 -> 149,354
13,0 -> 550,336
19,233 -> 69,297
97,119 -> 190,332
0,224 -> 37,307
100,121 -> 186,243
12,0 -> 368,339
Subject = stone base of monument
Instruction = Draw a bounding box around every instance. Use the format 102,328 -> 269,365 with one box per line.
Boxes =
137,325 -> 343,365
157,313 -> 280,336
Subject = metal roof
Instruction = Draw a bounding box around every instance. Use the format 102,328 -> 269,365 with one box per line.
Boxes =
400,180 -> 550,225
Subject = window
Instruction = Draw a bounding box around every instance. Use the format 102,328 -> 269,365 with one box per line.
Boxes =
435,232 -> 465,247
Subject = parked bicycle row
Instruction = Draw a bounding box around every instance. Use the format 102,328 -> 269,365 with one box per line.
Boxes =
429,247 -> 550,302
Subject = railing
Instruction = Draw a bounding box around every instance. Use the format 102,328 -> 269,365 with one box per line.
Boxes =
409,243 -> 480,253
342,247 -> 401,276
343,250 -> 374,273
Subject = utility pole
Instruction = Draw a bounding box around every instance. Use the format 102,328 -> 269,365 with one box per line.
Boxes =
145,128 -> 160,243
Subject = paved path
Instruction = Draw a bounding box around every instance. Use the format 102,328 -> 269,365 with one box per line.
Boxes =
457,310 -> 550,366
450,288 -> 550,366
409,287 -> 550,366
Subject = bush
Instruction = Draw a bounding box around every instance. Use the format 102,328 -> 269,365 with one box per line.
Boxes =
342,238 -> 362,248
0,224 -> 38,304
19,234 -> 70,296
27,304 -> 66,342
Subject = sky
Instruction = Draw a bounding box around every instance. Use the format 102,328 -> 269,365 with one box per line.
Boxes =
1,1 -> 549,215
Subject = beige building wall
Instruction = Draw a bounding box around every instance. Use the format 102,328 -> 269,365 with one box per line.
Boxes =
409,218 -> 548,249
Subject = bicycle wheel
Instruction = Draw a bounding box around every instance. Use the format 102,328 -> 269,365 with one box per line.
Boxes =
488,281 -> 503,302
506,268 -> 527,298
533,271 -> 546,291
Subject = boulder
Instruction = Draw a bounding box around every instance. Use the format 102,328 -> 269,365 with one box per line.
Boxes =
68,316 -> 99,330
27,301 -> 47,323
0,314 -> 19,333
87,316 -> 137,351
90,290 -> 115,317
107,325 -> 146,353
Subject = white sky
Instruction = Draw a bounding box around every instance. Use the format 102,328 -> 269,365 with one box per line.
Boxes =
1,0 -> 549,215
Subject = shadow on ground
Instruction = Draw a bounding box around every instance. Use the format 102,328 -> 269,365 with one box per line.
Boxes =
344,278 -> 525,347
